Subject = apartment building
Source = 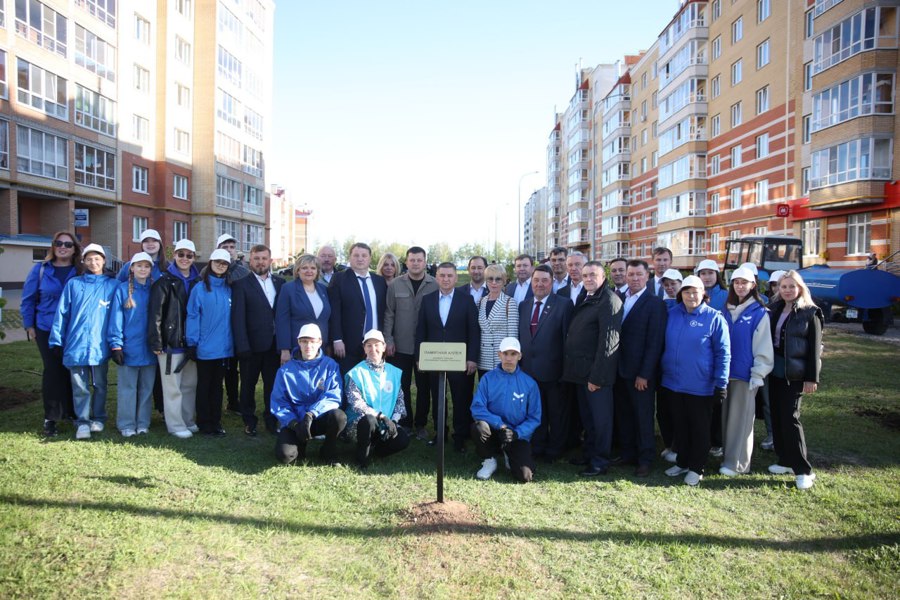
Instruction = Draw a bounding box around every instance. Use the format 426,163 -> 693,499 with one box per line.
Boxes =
523,186 -> 548,260
0,0 -> 275,286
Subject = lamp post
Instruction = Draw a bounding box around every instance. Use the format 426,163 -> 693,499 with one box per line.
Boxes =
518,171 -> 539,254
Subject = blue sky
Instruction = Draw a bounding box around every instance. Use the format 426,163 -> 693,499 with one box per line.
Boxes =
268,0 -> 681,251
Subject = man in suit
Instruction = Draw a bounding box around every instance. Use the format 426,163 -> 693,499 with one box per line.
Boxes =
548,246 -> 569,293
608,257 -> 629,300
519,264 -> 573,461
462,255 -> 488,305
316,245 -> 343,285
613,259 -> 667,476
647,247 -> 673,298
231,244 -> 285,436
329,242 -> 387,375
416,262 -> 480,452
506,254 -> 534,304
558,252 -> 586,306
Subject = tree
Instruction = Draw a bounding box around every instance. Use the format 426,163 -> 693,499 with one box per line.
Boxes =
426,242 -> 454,265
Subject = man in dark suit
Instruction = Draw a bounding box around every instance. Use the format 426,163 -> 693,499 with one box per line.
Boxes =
505,253 -> 534,304
231,244 -> 285,435
519,264 -> 573,461
557,251 -> 586,306
329,242 -> 387,375
646,247 -> 673,298
614,259 -> 667,476
416,262 -> 480,452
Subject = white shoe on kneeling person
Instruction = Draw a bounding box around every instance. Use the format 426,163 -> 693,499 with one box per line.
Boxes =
476,457 -> 498,481
796,473 -> 816,490
684,471 -> 703,486
665,465 -> 689,477
768,464 -> 794,475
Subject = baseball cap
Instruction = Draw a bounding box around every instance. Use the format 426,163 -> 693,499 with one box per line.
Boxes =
363,329 -> 385,344
209,249 -> 232,263
297,323 -> 322,340
216,233 -> 237,247
174,239 -> 196,253
82,243 -> 105,257
139,229 -> 161,242
130,252 -> 153,265
498,337 -> 521,353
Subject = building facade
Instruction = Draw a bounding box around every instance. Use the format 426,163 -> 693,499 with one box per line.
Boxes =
523,186 -> 548,261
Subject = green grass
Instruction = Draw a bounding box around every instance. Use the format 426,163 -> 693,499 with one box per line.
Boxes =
0,332 -> 898,598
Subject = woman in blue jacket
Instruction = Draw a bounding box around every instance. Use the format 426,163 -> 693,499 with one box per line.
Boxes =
186,249 -> 234,436
661,275 -> 730,486
275,254 -> 331,363
21,231 -> 82,437
116,229 -> 167,282
696,259 -> 728,313
108,252 -> 157,437
49,243 -> 119,440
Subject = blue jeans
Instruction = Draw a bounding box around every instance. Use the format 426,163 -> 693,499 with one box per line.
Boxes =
116,364 -> 156,432
577,384 -> 614,469
71,364 -> 109,426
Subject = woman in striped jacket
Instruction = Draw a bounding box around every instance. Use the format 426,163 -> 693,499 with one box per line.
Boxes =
476,263 -> 519,375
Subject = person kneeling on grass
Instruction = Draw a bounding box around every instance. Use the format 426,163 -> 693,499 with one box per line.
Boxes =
344,329 -> 410,468
471,337 -> 541,483
271,324 -> 347,465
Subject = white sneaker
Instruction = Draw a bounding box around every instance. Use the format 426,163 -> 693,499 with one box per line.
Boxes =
719,466 -> 739,477
136,428 -> 149,435
661,450 -> 678,463
760,438 -> 774,450
796,473 -> 816,490
75,424 -> 91,440
665,465 -> 689,477
90,421 -> 104,433
768,464 -> 794,475
121,429 -> 136,438
476,457 -> 498,480
709,446 -> 723,457
187,425 -> 199,433
684,471 -> 703,486
171,430 -> 193,439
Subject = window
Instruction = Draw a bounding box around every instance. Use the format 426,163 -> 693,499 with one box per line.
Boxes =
16,125 -> 68,180
731,59 -> 743,85
216,218 -> 240,246
135,14 -> 150,44
175,129 -> 190,154
731,186 -> 742,208
217,46 -> 242,87
658,154 -> 707,189
805,10 -> 814,39
801,219 -> 822,256
711,0 -> 721,21
755,226 -> 768,236
757,39 -> 770,69
641,129 -> 648,145
244,224 -> 263,252
755,179 -> 769,203
712,36 -> 721,60
814,7 -> 897,74
710,192 -> 720,213
815,0 -> 845,17
173,174 -> 188,200
77,0 -> 117,27
217,88 -> 242,128
708,155 -> 721,176
756,86 -> 769,114
75,143 -> 116,190
652,120 -> 658,138
16,59 -> 68,120
731,102 -> 742,127
730,230 -> 741,240
731,145 -> 742,168
216,176 -> 241,210
652,91 -> 658,110
0,120 -> 8,169
132,115 -> 149,142
244,186 -> 263,215
175,36 -> 191,65
847,213 -> 871,255
711,114 -> 721,137
175,0 -> 192,18
134,64 -> 150,92
758,0 -> 770,22
802,114 -> 811,144
14,0 -> 67,57
216,132 -> 241,167
732,17 -> 743,43
174,220 -> 188,242
711,75 -> 720,98
132,165 -> 148,193
810,138 -> 893,188
132,217 -> 148,242
804,62 -> 813,91
652,151 -> 658,168
75,25 -> 116,82
756,133 -> 769,158
243,145 -> 263,177
176,83 -> 191,108
802,167 -> 811,195
812,73 -> 896,131
0,51 -> 6,99
75,85 -> 116,136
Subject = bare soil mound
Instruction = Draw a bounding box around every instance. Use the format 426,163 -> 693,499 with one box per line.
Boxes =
402,501 -> 482,534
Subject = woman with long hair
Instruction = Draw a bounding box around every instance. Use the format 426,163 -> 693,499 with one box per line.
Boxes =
476,263 -> 519,376
376,252 -> 400,286
116,229 -> 168,282
275,254 -> 331,364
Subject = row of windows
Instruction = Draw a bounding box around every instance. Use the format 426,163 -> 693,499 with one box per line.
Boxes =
132,218 -> 189,245
216,175 -> 263,214
217,218 -> 264,252
130,166 -> 189,201
809,138 -> 892,189
812,72 -> 894,132
813,7 -> 898,74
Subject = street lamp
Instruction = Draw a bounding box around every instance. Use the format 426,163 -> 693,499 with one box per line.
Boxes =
518,170 -> 539,254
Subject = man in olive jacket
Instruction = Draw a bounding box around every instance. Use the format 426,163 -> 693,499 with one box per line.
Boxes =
562,260 -> 623,476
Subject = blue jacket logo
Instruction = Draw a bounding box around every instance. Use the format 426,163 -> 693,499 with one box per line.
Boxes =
512,392 -> 525,402
689,320 -> 704,327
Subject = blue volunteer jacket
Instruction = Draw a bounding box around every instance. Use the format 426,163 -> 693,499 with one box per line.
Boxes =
108,279 -> 155,367
49,273 -> 119,368
470,365 -> 542,441
724,300 -> 767,382
21,261 -> 78,331
707,285 -> 728,313
117,258 -> 163,283
270,351 -> 342,427
186,276 -> 233,360
661,302 -> 731,396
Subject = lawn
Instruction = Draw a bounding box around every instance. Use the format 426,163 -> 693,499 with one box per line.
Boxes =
0,331 -> 898,599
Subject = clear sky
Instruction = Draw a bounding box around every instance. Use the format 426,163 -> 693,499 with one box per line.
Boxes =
268,0 -> 681,252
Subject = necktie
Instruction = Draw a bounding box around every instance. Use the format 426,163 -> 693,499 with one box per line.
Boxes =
657,279 -> 664,298
358,276 -> 374,332
530,300 -> 542,336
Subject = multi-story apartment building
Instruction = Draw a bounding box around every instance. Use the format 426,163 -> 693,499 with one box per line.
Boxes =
268,184 -> 310,266
546,113 -> 563,250
523,186 -> 548,260
0,0 -> 274,286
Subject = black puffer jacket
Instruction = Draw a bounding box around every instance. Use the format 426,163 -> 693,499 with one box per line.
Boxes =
148,272 -> 198,353
769,299 -> 824,383
562,282 -> 623,386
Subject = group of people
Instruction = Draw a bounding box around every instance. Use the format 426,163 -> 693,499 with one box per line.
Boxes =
21,236 -> 822,488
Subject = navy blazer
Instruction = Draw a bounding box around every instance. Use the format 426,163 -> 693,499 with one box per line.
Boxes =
328,269 -> 387,350
557,283 -> 587,307
275,279 -> 331,352
505,280 -> 533,303
618,289 -> 667,381
518,293 -> 573,383
415,289 -> 479,363
231,272 -> 285,355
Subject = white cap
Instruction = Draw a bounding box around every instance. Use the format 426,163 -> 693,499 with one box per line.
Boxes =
216,233 -> 237,247
769,270 -> 786,284
661,268 -> 683,282
695,259 -> 720,273
209,249 -> 232,263
139,229 -> 161,242
498,337 -> 521,353
174,239 -> 196,253
681,275 -> 704,291
730,267 -> 757,283
82,243 -> 105,257
297,323 -> 322,340
363,329 -> 385,344
738,262 -> 759,276
130,252 -> 153,265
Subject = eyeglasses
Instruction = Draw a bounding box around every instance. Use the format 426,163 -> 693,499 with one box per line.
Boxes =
54,240 -> 75,248
486,277 -> 504,282
175,252 -> 195,259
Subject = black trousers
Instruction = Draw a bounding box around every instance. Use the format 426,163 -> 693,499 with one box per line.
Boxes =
339,348 -> 365,378
153,362 -> 164,413
388,352 -> 430,428
239,344 -> 280,431
530,380 -> 569,460
35,328 -> 74,422
195,358 -> 226,433
355,414 -> 411,465
769,376 -> 812,475
275,409 -> 347,464
614,377 -> 657,466
471,421 -> 535,483
710,397 -> 723,448
564,382 -> 583,449
429,372 -> 472,444
224,357 -> 239,409
656,386 -> 676,450
668,388 -> 714,475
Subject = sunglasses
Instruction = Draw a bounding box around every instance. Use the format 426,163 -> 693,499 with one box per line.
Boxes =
486,277 -> 504,282
175,251 -> 195,259
54,240 -> 75,248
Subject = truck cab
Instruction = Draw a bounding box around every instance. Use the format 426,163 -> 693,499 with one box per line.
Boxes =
724,236 -> 803,280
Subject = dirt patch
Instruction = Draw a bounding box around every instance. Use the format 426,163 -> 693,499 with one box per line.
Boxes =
853,407 -> 900,431
402,500 -> 482,533
0,387 -> 39,411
